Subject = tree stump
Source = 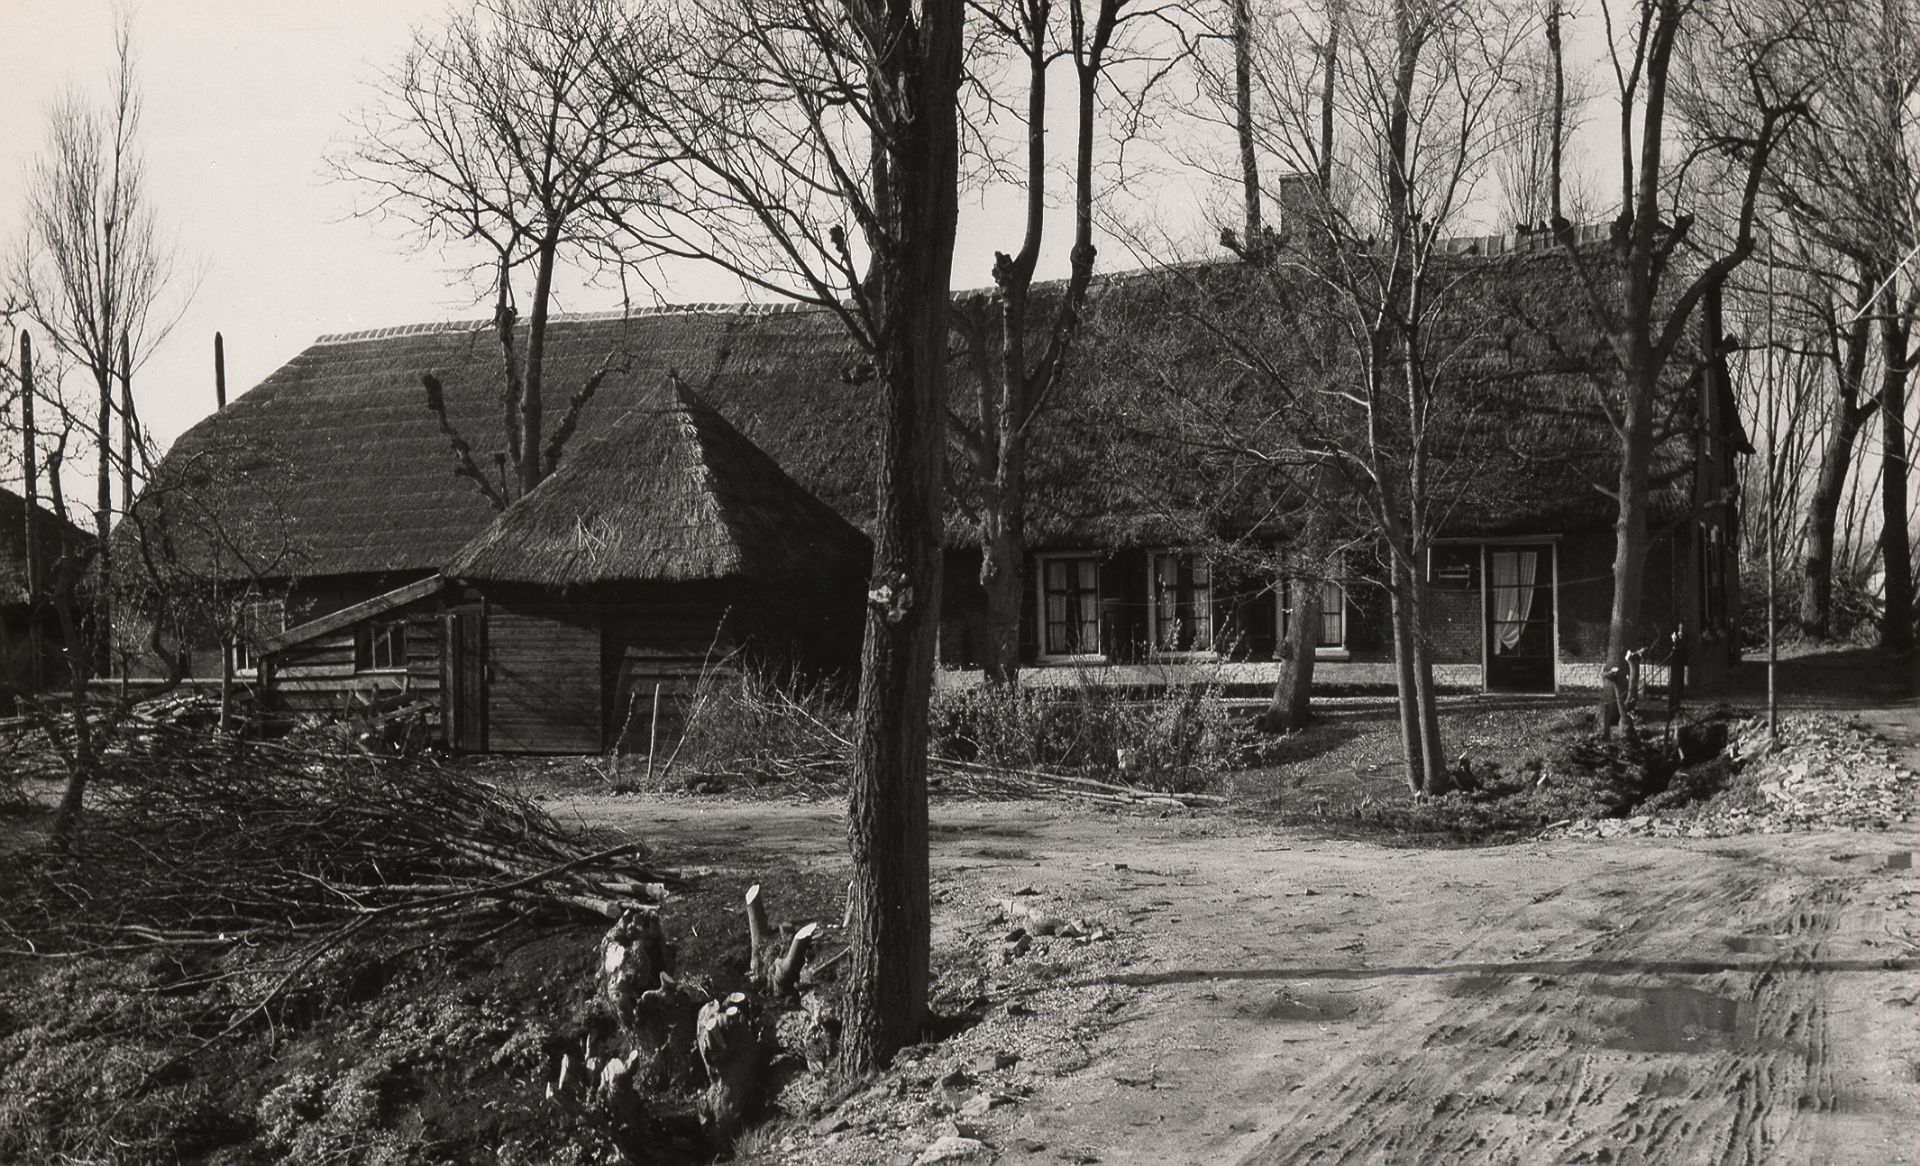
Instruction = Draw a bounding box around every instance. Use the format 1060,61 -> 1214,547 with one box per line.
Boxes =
696,992 -> 770,1137
597,907 -> 668,1030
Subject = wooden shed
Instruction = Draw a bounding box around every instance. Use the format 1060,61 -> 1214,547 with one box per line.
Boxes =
0,486 -> 94,714
433,378 -> 871,754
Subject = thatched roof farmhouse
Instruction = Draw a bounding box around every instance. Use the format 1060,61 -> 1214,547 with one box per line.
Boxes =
126,240 -> 1747,750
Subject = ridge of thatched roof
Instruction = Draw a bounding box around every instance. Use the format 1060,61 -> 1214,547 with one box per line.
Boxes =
0,486 -> 93,607
140,306 -> 871,580
137,243 -> 1719,582
444,378 -> 871,587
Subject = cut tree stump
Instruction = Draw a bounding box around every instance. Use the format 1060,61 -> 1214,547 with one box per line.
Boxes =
696,992 -> 770,1137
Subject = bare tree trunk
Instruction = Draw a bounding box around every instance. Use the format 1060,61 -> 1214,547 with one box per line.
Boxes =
979,490 -> 1025,685
1387,582 -> 1425,793
20,335 -> 43,695
1802,301 -> 1876,638
839,0 -> 962,1076
1405,558 -> 1449,793
1879,305 -> 1915,651
1603,354 -> 1657,729
520,235 -> 560,498
1233,0 -> 1262,243
1546,0 -> 1565,225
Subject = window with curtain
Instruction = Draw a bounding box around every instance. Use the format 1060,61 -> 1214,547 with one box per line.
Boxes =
1279,577 -> 1346,648
1489,549 -> 1540,654
1150,553 -> 1215,652
1041,556 -> 1101,656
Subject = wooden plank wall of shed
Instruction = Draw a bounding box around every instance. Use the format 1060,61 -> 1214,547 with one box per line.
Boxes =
268,610 -> 444,729
486,604 -> 603,753
603,597 -> 737,755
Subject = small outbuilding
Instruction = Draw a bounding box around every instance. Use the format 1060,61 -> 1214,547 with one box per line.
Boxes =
0,487 -> 93,714
366,377 -> 873,754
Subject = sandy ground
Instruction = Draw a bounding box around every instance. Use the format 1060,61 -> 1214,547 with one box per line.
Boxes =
546,701 -> 1920,1166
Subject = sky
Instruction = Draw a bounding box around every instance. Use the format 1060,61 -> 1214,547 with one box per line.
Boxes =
1,0 -> 1130,466
2,1 -> 1611,480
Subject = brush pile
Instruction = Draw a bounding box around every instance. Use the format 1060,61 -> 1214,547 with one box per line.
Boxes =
0,724 -> 681,957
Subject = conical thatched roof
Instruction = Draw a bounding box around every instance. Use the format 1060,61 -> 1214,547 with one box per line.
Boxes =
444,378 -> 870,587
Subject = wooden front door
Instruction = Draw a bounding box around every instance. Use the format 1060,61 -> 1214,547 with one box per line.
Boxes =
1485,545 -> 1555,693
446,611 -> 487,752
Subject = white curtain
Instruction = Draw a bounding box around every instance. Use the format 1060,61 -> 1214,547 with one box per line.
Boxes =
1492,550 -> 1538,653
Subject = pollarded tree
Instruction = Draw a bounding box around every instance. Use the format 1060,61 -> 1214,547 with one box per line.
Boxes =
606,0 -> 965,1073
948,0 -> 1184,687
337,0 -> 664,507
1559,0 -> 1808,724
7,18 -> 186,843
1753,0 -> 1919,646
1141,0 -> 1535,792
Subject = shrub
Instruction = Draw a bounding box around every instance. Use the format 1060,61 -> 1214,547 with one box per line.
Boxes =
929,673 -> 1235,792
638,662 -> 854,788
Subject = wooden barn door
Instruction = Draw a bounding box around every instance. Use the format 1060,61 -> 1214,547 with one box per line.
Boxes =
486,605 -> 603,753
446,611 -> 487,752
1485,545 -> 1555,693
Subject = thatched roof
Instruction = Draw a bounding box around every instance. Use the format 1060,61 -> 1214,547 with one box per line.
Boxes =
137,242 -> 1722,581
139,305 -> 873,580
1039,244 -> 1711,544
445,378 -> 870,587
0,487 -> 93,607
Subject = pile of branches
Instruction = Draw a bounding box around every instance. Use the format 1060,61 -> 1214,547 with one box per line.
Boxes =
0,724 -> 682,959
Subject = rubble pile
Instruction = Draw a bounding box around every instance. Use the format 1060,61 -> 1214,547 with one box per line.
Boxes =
1553,714 -> 1918,840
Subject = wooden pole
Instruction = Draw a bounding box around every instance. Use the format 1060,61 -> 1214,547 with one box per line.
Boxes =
1765,251 -> 1778,737
214,331 -> 227,410
119,331 -> 133,695
20,333 -> 42,693
646,682 -> 661,781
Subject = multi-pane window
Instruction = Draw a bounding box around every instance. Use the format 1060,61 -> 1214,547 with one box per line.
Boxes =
1040,556 -> 1101,657
1279,577 -> 1346,649
356,620 -> 408,672
1150,553 -> 1215,653
229,598 -> 285,676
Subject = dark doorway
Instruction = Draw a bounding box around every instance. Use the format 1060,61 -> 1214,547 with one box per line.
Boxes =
447,611 -> 487,751
1485,545 -> 1555,693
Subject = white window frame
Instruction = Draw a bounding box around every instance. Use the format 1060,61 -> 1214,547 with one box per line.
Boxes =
1145,549 -> 1222,660
1469,536 -> 1562,695
356,619 -> 409,674
1276,564 -> 1351,660
229,598 -> 284,678
1034,551 -> 1107,663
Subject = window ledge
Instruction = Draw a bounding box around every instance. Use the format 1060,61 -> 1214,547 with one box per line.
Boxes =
1035,654 -> 1109,666
1145,650 -> 1222,663
1313,647 -> 1352,661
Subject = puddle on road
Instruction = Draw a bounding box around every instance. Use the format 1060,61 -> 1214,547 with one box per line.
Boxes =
1886,851 -> 1913,871
1597,984 -> 1746,1054
1257,988 -> 1364,1022
1722,935 -> 1777,955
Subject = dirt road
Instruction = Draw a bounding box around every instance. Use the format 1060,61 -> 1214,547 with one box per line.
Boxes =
554,711 -> 1920,1165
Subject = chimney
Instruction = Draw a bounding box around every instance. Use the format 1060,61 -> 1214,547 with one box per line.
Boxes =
1273,172 -> 1325,244
214,332 -> 227,410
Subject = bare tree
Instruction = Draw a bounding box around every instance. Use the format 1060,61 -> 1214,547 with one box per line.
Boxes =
1496,1 -> 1599,230
337,0 -> 662,507
1558,0 -> 1807,726
7,18 -> 186,843
947,0 -> 1184,686
608,0 -> 965,1072
1754,0 -> 1920,644
1138,0 -> 1531,791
